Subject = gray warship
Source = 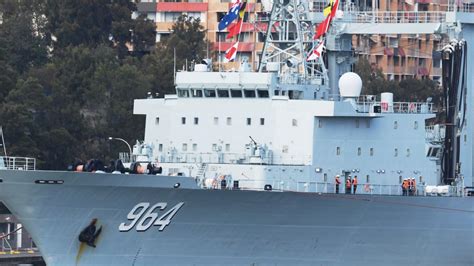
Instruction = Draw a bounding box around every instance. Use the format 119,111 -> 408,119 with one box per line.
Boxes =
1,1 -> 474,265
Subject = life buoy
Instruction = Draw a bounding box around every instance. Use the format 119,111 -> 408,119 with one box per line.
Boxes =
364,184 -> 371,192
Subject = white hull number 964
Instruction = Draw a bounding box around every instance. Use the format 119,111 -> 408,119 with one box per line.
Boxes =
119,202 -> 184,232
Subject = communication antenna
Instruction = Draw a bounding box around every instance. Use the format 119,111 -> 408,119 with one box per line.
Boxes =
0,126 -> 6,157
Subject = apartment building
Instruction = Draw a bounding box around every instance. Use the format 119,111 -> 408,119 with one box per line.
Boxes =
353,0 -> 450,83
135,0 -> 267,69
135,0 -> 446,82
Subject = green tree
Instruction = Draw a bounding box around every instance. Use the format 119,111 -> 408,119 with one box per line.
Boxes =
143,15 -> 207,95
0,0 -> 48,73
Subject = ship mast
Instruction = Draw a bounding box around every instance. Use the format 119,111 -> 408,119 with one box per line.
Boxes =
257,0 -> 329,87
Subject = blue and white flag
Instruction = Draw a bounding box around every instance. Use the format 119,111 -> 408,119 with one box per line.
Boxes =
218,1 -> 242,31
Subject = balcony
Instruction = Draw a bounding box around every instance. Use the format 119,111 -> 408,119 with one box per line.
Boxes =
213,42 -> 255,52
156,2 -> 208,12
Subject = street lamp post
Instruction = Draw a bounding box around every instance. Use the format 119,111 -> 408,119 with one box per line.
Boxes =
108,137 -> 132,162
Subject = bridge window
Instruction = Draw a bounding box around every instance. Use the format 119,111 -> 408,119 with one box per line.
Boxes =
158,144 -> 163,152
323,173 -> 327,182
406,148 -> 410,157
226,117 -> 232,125
247,118 -> 251,125
181,117 -> 186,125
193,144 -> 197,151
191,89 -> 203,97
357,147 -> 361,156
225,144 -> 230,152
370,148 -> 374,156
260,118 -> 265,125
414,121 -> 418,129
155,117 -> 160,125
178,89 -> 189,97
204,89 -> 216,97
244,89 -> 256,98
182,143 -> 188,151
394,121 -> 398,129
366,175 -> 370,183
194,117 -> 199,125
257,90 -> 269,98
336,147 -> 340,156
214,117 -> 219,125
231,89 -> 242,97
394,148 -> 398,157
217,90 -> 229,98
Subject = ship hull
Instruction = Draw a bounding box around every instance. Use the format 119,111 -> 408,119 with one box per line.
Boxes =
0,170 -> 473,265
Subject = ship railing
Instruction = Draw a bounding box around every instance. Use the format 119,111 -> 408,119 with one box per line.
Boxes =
293,182 -> 463,197
158,152 -> 312,166
355,100 -> 433,114
0,156 -> 36,171
339,11 -> 447,24
452,2 -> 474,12
425,125 -> 446,142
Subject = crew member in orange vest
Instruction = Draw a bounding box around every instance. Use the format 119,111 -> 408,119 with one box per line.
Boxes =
345,177 -> 352,194
352,176 -> 358,194
402,178 -> 409,196
335,175 -> 341,194
411,178 -> 417,196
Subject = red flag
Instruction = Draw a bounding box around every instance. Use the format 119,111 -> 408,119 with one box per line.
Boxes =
314,16 -> 331,40
227,19 -> 243,39
330,0 -> 339,19
225,42 -> 239,62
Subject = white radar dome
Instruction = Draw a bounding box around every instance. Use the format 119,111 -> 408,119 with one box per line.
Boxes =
338,72 -> 362,98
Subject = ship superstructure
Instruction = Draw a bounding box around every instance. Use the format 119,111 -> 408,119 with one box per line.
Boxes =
131,0 -> 470,193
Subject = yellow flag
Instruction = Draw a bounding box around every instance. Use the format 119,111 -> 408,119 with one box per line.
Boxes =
323,3 -> 332,16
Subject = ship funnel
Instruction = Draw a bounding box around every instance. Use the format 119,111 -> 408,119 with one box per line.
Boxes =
338,72 -> 362,98
380,92 -> 394,113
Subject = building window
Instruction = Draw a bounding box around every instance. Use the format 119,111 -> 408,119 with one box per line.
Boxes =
194,117 -> 199,125
225,144 -> 230,152
406,148 -> 410,157
292,119 -> 298,127
226,117 -> 232,125
394,148 -> 398,157
366,175 -> 370,183
231,89 -> 242,97
181,117 -> 186,125
394,121 -> 398,129
192,143 -> 197,151
370,148 -> 374,156
182,143 -> 188,151
355,119 -> 360,128
158,144 -> 163,152
155,117 -> 160,125
247,118 -> 251,125
260,118 -> 265,125
414,121 -> 418,129
336,147 -> 341,156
